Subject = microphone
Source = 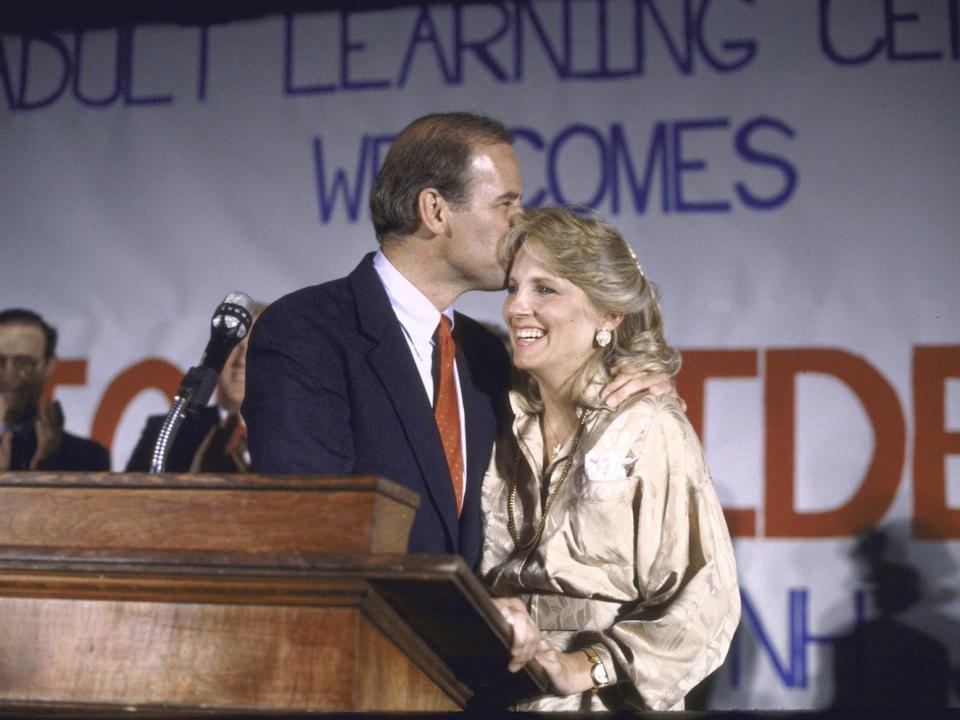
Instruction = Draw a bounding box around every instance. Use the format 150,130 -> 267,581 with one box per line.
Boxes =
149,291 -> 254,473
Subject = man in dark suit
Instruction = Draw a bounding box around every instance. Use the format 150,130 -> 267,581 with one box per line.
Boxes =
126,303 -> 264,473
243,113 -> 519,564
0,308 -> 110,472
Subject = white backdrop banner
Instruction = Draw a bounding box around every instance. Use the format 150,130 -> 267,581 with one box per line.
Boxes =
2,0 -> 958,709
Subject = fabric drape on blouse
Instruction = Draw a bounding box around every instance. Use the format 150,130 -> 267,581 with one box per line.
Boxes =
479,392 -> 740,711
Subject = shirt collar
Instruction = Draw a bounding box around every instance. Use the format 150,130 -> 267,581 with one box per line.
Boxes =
373,249 -> 454,344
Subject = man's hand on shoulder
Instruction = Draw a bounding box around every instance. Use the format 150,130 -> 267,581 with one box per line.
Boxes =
600,371 -> 685,411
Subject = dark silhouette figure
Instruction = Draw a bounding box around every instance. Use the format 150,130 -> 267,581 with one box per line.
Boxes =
831,528 -> 951,708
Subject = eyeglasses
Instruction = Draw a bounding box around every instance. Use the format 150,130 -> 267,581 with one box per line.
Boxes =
0,354 -> 43,375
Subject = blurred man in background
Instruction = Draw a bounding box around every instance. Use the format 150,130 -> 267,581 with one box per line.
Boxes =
0,308 -> 110,472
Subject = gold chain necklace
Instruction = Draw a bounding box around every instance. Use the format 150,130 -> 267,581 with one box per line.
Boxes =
507,408 -> 589,549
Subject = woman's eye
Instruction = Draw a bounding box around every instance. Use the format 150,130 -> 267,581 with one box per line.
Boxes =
506,284 -> 518,294
536,285 -> 555,295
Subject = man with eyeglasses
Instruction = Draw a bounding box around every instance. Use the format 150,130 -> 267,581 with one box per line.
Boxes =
0,308 -> 110,472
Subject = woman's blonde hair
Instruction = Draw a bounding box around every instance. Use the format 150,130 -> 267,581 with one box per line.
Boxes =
500,206 -> 680,412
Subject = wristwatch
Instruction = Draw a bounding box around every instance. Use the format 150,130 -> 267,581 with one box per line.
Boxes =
582,646 -> 611,692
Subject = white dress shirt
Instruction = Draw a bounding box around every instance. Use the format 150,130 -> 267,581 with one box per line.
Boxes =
373,250 -> 468,507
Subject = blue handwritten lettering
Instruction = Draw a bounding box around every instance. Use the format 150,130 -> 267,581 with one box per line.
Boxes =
312,117 -> 797,223
733,588 -> 866,689
455,3 -> 511,82
513,0 -> 571,81
13,34 -> 70,111
121,28 -> 173,107
397,5 -> 455,88
953,0 -> 960,59
698,0 -> 757,72
820,0 -> 957,65
734,116 -> 798,210
547,124 -> 611,207
313,135 -> 376,223
673,118 -> 731,213
609,121 -> 670,214
0,37 -> 17,109
570,0 -> 633,80
284,14 -> 336,96
636,0 -> 696,74
341,10 -> 390,90
197,26 -> 209,102
886,0 -> 943,61
72,30 -> 123,107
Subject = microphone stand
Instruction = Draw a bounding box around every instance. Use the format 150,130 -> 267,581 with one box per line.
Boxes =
149,366 -> 219,474
148,291 -> 253,474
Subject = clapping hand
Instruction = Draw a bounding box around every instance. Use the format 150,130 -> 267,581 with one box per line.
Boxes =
29,400 -> 64,470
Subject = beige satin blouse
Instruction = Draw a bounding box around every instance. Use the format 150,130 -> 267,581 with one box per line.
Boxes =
478,392 -> 740,711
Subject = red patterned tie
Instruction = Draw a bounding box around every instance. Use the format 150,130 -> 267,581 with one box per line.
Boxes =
434,315 -> 463,516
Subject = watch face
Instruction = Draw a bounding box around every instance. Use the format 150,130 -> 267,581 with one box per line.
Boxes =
592,661 -> 609,686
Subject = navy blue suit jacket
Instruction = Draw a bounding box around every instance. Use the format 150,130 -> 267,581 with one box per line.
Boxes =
242,253 -> 511,566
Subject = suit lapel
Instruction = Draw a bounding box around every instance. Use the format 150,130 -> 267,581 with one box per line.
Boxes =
455,336 -> 491,566
348,256 -> 460,546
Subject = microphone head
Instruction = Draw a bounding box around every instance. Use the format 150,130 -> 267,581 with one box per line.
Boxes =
222,291 -> 255,312
211,291 -> 255,340
201,291 -> 255,375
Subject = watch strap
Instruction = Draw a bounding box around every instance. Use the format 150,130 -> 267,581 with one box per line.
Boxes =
582,645 -> 610,692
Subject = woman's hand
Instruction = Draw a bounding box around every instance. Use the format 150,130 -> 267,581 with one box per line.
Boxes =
491,597 -> 599,696
491,597 -> 542,672
534,645 -> 596,697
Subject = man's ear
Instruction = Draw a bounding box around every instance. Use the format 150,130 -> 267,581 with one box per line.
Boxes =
416,187 -> 449,236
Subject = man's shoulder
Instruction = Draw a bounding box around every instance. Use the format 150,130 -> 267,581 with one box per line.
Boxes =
268,276 -> 352,315
255,279 -> 355,342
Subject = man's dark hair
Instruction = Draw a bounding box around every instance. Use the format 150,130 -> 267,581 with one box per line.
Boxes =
370,112 -> 513,242
0,308 -> 58,358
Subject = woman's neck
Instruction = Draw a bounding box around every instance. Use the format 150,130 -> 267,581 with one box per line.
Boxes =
539,387 -> 579,462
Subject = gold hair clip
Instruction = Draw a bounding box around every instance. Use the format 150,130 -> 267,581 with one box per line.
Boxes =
626,244 -> 644,277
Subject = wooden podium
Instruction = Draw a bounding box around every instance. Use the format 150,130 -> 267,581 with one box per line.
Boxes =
0,472 -> 546,715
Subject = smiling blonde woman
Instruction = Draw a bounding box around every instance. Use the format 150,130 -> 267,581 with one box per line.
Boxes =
479,207 -> 740,711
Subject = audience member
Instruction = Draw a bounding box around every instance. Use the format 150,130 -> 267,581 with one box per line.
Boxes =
0,308 -> 110,472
